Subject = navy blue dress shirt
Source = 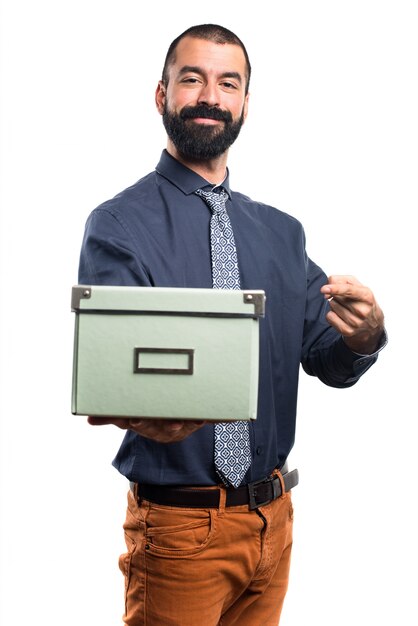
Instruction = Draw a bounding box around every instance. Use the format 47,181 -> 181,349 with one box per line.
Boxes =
78,150 -> 380,485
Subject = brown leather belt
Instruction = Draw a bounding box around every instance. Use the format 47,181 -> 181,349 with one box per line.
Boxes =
132,467 -> 299,511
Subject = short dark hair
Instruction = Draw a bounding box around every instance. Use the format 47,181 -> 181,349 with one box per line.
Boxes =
161,24 -> 251,95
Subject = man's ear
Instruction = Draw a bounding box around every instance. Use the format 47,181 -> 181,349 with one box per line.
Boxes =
155,80 -> 166,115
242,92 -> 250,123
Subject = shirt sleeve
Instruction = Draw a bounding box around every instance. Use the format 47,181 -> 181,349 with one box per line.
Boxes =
300,255 -> 387,388
78,208 -> 152,287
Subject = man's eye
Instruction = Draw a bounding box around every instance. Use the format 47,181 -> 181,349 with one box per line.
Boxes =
221,82 -> 237,89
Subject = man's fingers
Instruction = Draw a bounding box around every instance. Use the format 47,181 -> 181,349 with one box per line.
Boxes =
87,416 -> 131,429
87,416 -> 207,442
321,282 -> 371,302
128,418 -> 207,443
164,420 -> 186,433
327,296 -> 372,321
88,416 -> 117,426
326,275 -> 361,286
325,310 -> 366,337
321,275 -> 362,296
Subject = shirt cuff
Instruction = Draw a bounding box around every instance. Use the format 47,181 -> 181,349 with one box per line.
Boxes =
333,328 -> 387,384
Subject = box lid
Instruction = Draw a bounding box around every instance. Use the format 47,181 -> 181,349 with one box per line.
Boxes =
71,285 -> 265,318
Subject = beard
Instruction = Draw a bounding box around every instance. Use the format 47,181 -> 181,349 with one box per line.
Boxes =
162,103 -> 245,160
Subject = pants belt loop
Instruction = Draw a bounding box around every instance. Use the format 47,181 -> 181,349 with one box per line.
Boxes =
130,481 -> 139,501
218,485 -> 227,516
275,468 -> 286,499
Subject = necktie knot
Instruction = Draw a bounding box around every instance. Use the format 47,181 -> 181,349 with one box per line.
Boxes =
195,188 -> 228,214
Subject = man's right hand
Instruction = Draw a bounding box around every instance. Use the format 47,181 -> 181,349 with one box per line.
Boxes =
87,416 -> 206,443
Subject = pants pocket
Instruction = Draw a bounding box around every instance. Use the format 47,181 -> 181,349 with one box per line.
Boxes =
145,505 -> 216,557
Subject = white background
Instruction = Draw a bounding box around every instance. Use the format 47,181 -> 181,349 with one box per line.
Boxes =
1,1 -> 417,624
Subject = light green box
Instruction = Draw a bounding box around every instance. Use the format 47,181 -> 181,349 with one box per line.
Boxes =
71,285 -> 265,420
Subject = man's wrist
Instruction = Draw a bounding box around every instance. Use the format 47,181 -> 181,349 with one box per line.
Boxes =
343,328 -> 388,357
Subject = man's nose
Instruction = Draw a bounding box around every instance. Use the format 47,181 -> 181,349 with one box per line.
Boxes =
197,82 -> 220,108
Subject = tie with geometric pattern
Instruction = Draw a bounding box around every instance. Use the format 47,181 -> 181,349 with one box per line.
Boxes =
195,187 -> 252,487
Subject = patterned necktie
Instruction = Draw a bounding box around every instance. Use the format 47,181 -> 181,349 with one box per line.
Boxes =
195,187 -> 252,488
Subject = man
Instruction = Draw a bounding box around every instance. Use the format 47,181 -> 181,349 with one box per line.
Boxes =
78,24 -> 386,626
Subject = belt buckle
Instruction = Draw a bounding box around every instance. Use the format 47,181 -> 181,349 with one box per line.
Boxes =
248,476 -> 280,510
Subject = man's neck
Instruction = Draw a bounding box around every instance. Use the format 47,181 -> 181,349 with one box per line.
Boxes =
166,143 -> 228,186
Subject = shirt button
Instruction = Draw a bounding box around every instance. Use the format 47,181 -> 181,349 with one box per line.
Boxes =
256,446 -> 262,455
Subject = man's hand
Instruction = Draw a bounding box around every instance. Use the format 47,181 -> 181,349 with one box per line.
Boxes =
87,416 -> 207,443
320,275 -> 385,354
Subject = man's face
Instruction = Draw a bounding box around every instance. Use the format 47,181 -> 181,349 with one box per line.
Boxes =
156,36 -> 249,161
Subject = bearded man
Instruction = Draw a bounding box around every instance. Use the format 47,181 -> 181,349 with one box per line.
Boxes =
78,23 -> 386,626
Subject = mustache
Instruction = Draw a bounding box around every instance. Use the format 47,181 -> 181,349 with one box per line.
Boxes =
180,105 -> 233,123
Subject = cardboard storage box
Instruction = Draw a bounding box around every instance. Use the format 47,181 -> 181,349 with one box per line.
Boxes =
71,285 -> 265,420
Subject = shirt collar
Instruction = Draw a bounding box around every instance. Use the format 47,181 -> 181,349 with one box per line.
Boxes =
155,150 -> 232,199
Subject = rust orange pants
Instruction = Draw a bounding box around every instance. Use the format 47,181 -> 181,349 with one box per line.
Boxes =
119,480 -> 294,625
